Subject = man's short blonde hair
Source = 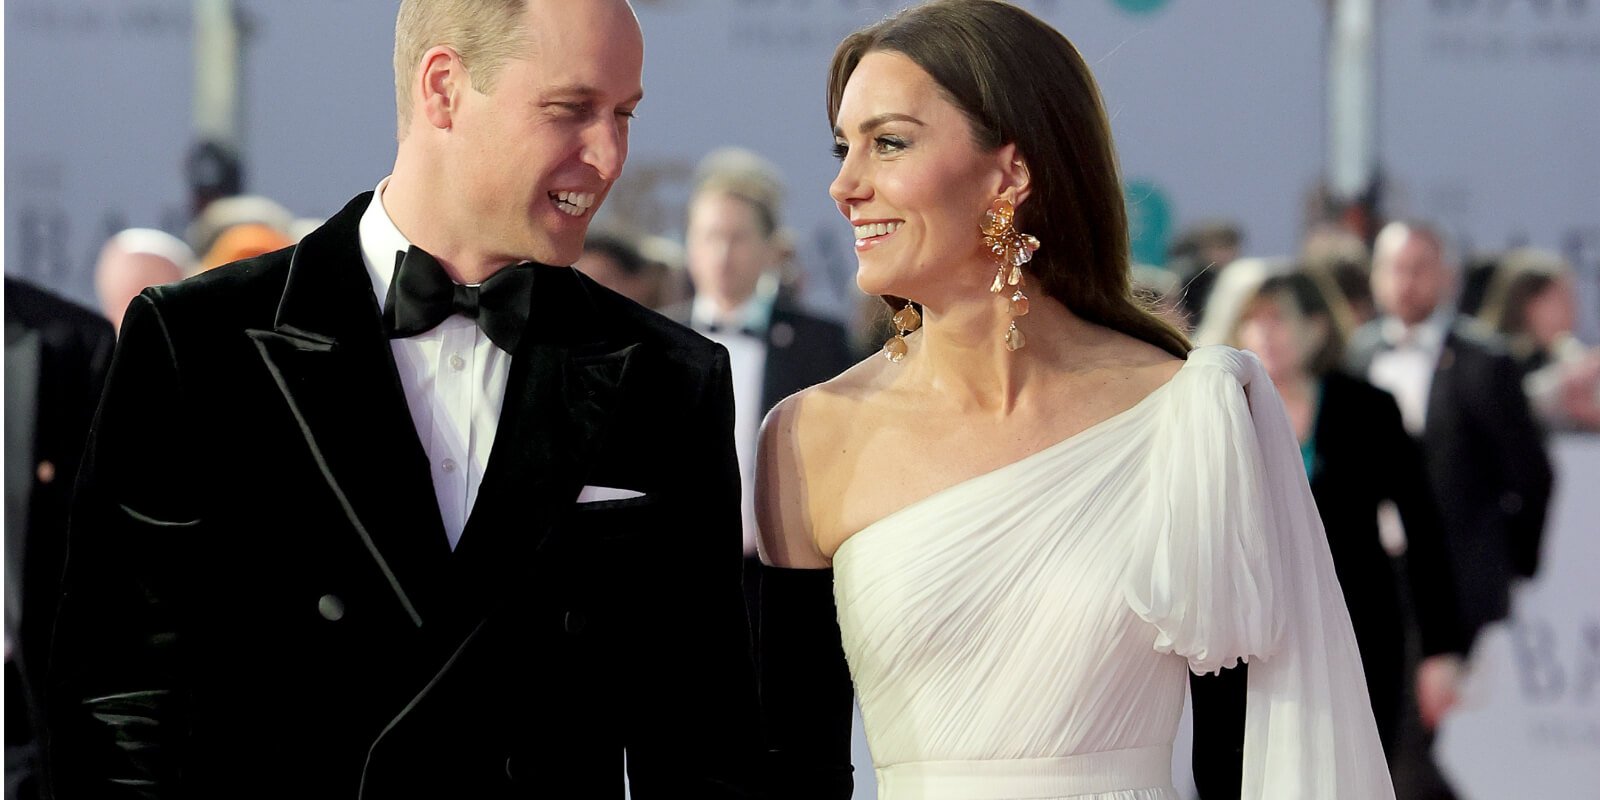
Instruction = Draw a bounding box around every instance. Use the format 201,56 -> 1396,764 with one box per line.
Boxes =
393,0 -> 529,138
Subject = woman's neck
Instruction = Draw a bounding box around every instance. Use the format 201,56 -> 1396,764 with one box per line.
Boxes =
903,288 -> 1103,417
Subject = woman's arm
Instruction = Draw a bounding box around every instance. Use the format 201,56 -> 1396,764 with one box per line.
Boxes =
753,397 -> 855,800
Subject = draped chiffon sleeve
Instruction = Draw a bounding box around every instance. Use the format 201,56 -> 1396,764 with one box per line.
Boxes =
1124,346 -> 1395,798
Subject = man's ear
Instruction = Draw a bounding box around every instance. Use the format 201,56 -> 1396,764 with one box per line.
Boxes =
417,45 -> 465,131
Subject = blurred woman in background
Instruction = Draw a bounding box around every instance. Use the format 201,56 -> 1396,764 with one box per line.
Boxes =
1199,260 -> 1468,758
1478,248 -> 1580,375
1477,248 -> 1600,431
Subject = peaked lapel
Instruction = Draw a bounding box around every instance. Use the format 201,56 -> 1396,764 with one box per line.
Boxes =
247,193 -> 449,628
449,267 -> 638,610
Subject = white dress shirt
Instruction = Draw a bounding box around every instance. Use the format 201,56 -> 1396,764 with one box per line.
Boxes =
358,178 -> 511,550
691,280 -> 778,556
1368,310 -> 1451,436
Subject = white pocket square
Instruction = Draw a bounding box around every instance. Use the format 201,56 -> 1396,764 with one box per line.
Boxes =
576,485 -> 646,503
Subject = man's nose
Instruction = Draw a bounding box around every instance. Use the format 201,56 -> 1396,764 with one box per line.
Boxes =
584,120 -> 626,182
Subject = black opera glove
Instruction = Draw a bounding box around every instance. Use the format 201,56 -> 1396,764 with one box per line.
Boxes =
757,564 -> 856,800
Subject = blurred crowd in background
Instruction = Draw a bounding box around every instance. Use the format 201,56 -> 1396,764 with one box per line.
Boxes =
5,0 -> 1598,797
9,135 -> 1597,799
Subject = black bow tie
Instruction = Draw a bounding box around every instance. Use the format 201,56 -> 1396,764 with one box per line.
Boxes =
700,321 -> 762,339
381,246 -> 536,353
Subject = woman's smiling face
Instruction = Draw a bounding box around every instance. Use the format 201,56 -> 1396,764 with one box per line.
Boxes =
829,51 -> 1015,302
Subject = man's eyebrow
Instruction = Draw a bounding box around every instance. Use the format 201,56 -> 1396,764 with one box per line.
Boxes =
542,84 -> 645,104
832,113 -> 926,138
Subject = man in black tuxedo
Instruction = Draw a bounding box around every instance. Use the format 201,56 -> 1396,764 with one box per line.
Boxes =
47,2 -> 759,797
4,278 -> 115,800
1347,221 -> 1553,645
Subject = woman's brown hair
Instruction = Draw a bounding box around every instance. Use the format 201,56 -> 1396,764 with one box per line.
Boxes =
827,0 -> 1191,358
1478,248 -> 1570,351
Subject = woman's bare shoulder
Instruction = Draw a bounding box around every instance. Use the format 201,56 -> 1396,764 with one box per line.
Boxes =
1071,328 -> 1188,404
771,351 -> 888,433
756,355 -> 892,568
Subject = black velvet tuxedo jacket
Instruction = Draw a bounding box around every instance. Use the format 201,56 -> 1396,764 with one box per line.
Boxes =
1346,318 -> 1553,642
46,193 -> 760,799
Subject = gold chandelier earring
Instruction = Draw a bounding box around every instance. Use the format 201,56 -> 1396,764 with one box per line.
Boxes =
981,197 -> 1038,351
881,300 -> 922,363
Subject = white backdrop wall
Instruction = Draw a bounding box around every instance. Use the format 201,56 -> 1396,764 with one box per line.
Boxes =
1377,0 -> 1600,343
1436,435 -> 1600,798
9,2 -> 1595,334
6,0 -> 1327,321
616,0 -> 1326,319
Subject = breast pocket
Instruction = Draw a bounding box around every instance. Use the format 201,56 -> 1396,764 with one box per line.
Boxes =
571,494 -> 663,541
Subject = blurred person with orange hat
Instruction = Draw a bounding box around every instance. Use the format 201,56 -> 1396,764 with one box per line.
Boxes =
199,222 -> 294,273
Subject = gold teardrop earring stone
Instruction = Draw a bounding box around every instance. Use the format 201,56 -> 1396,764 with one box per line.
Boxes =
990,268 -> 1006,293
892,303 -> 921,333
1008,265 -> 1024,286
1009,290 -> 1030,317
1004,321 -> 1026,352
882,334 -> 909,363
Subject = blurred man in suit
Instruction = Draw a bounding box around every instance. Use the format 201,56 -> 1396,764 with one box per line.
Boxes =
667,149 -> 854,635
1348,221 -> 1553,644
4,277 -> 115,800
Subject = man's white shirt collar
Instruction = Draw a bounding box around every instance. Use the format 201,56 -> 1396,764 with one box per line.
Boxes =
691,273 -> 779,334
1381,308 -> 1452,353
358,176 -> 414,311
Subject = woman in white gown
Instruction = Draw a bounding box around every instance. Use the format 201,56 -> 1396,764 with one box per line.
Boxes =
753,2 -> 1395,798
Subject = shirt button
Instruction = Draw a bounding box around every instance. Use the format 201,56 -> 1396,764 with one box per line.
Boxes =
442,458 -> 458,474
318,594 -> 346,622
449,353 -> 466,371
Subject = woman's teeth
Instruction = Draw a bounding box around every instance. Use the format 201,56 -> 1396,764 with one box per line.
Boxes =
853,221 -> 901,241
552,190 -> 596,217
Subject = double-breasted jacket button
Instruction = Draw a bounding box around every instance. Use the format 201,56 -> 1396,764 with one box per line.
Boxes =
1500,491 -> 1524,515
564,610 -> 587,635
317,594 -> 346,622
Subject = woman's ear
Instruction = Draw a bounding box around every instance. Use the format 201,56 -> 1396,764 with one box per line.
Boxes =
996,143 -> 1032,207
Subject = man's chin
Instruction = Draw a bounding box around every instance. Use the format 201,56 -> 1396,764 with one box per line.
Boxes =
522,236 -> 586,268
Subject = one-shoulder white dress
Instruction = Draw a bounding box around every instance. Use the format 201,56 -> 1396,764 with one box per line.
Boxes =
831,346 -> 1395,799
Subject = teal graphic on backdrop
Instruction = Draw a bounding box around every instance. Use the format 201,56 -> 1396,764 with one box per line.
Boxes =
1125,180 -> 1172,267
1111,0 -> 1172,16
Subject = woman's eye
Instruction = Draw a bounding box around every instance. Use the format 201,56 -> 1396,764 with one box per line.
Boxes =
875,136 -> 907,154
831,141 -> 849,160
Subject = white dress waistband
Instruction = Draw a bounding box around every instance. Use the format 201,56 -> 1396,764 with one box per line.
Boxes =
875,744 -> 1174,800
